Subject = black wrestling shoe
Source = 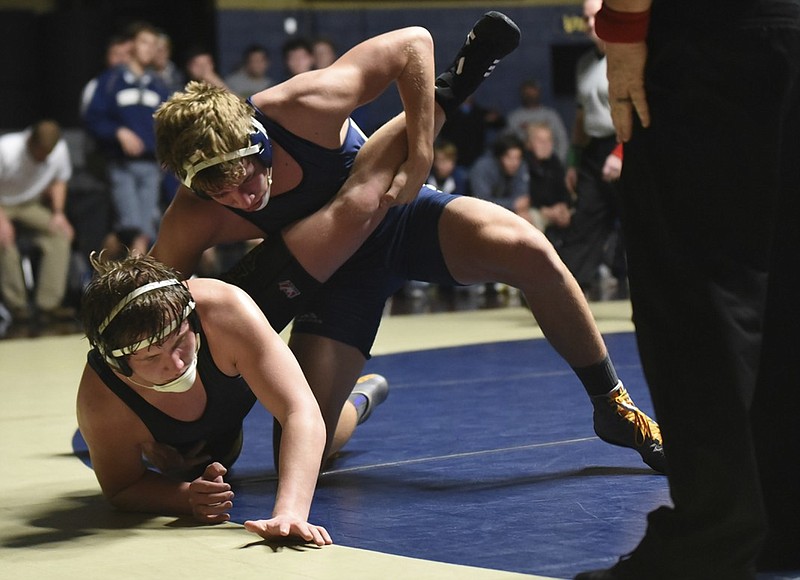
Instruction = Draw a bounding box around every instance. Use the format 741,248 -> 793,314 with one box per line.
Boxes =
435,11 -> 521,116
349,374 -> 389,425
592,382 -> 667,474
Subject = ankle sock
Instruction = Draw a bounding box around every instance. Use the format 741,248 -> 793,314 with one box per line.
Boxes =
572,355 -> 620,397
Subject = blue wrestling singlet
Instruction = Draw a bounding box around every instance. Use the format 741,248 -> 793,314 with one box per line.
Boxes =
230,99 -> 367,234
229,103 -> 462,357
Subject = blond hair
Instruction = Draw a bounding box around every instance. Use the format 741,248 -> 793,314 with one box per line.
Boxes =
154,81 -> 253,193
526,121 -> 554,139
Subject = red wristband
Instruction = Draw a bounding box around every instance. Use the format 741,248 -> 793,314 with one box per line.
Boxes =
594,4 -> 651,43
611,143 -> 623,160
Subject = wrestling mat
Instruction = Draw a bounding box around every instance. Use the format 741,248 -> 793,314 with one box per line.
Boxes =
72,331 -> 670,578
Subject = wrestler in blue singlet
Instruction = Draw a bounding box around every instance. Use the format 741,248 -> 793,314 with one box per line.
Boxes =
88,321 -> 257,479
228,102 -> 367,233
230,104 -> 461,357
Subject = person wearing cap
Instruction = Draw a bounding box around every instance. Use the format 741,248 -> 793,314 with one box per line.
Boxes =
76,251 -> 331,544
152,16 -> 666,476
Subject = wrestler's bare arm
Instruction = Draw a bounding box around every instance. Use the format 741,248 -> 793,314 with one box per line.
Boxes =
252,26 -> 435,206
191,279 -> 330,543
253,27 -> 433,151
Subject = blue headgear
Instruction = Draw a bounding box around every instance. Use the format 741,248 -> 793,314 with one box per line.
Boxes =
181,117 -> 272,196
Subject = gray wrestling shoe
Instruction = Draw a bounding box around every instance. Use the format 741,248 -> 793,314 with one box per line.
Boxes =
348,374 -> 389,425
592,382 -> 667,474
435,11 -> 521,115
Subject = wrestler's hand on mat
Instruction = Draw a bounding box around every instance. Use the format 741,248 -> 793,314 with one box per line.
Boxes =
243,515 -> 333,546
188,462 -> 234,524
142,440 -> 211,474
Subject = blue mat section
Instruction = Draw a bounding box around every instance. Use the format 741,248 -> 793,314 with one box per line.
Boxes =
73,332 -> 671,579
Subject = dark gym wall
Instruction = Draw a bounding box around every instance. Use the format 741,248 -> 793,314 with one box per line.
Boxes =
0,0 -> 216,129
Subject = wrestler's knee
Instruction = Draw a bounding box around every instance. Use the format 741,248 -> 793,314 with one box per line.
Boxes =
484,219 -> 568,288
518,227 -> 574,290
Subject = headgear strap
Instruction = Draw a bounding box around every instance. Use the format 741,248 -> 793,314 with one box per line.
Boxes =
181,117 -> 270,189
98,278 -> 195,356
109,301 -> 195,357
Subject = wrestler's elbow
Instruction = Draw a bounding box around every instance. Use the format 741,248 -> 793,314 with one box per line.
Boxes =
333,180 -> 386,224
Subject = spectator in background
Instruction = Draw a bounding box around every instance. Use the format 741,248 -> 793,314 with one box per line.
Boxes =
560,0 -> 626,299
524,122 -> 572,247
153,31 -> 184,94
83,21 -> 170,256
312,37 -> 338,69
80,34 -> 132,117
0,120 -> 74,324
468,133 -> 530,222
224,44 -> 273,99
106,34 -> 132,68
505,79 -> 569,163
183,46 -> 227,89
78,32 -> 139,276
426,139 -> 467,196
281,37 -> 315,79
439,95 -> 505,170
152,31 -> 185,211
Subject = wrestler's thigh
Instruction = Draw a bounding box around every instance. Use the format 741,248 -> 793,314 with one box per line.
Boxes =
439,196 -> 556,286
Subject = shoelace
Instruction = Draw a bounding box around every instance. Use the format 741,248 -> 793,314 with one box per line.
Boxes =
609,388 -> 662,446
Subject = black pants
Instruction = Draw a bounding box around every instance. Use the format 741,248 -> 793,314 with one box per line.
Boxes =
559,136 -> 625,289
619,2 -> 800,577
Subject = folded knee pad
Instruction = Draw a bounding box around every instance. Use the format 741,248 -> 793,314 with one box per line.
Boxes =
221,235 -> 321,332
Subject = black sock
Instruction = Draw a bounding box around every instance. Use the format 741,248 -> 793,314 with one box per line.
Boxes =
572,355 -> 620,397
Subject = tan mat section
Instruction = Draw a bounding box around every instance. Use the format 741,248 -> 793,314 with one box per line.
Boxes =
1,301 -> 632,579
369,301 -> 633,355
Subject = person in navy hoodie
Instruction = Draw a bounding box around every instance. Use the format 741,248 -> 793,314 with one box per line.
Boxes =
84,21 -> 170,252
